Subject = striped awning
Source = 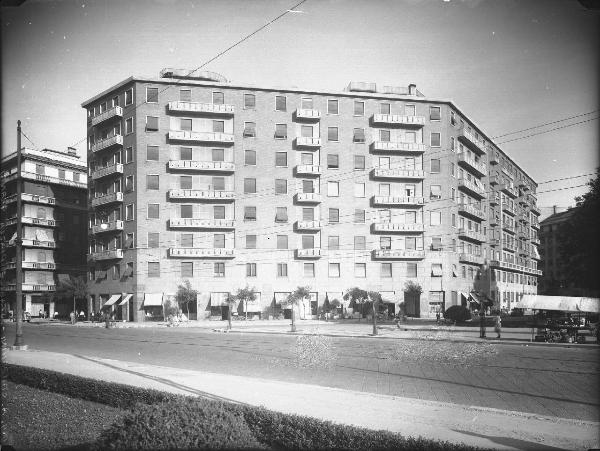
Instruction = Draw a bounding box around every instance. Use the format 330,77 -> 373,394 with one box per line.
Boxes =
118,294 -> 132,306
104,294 -> 121,306
144,293 -> 163,307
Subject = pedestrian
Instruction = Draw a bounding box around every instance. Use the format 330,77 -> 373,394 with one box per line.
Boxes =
79,310 -> 85,321
39,309 -> 43,319
494,314 -> 502,339
69,311 -> 75,325
436,311 -> 441,325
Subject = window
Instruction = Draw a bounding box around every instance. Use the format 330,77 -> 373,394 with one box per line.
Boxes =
37,207 -> 46,219
180,89 -> 191,102
327,181 -> 339,197
181,262 -> 193,278
213,120 -> 224,133
244,150 -> 256,165
147,203 -> 160,219
354,183 -> 365,197
212,91 -> 224,104
429,106 -> 441,121
244,93 -> 256,109
212,176 -> 225,191
58,169 -> 65,179
430,185 -> 442,199
327,99 -> 339,115
110,264 -> 120,280
36,164 -> 45,175
329,208 -> 339,223
148,232 -> 159,248
277,235 -> 288,249
180,204 -> 193,218
450,137 -> 455,152
379,183 -> 390,196
277,263 -> 288,277
300,152 -> 313,165
146,87 -> 158,103
451,111 -> 456,125
209,148 -> 223,162
353,128 -> 365,143
328,127 -> 339,141
243,122 -> 256,137
214,262 -> 225,277
355,263 -> 366,278
431,236 -> 442,251
275,152 -> 287,167
146,116 -> 159,131
328,236 -> 339,250
327,154 -> 339,169
301,97 -> 313,109
381,263 -> 392,278
430,211 -> 441,226
125,147 -> 133,163
146,175 -> 159,190
146,146 -> 159,161
405,236 -> 416,250
244,206 -> 256,220
275,207 -> 288,222
275,124 -> 287,139
125,204 -> 134,221
304,263 -> 315,277
148,262 -> 160,278
180,118 -> 192,131
214,234 -> 225,248
302,180 -> 314,193
329,263 -> 340,278
246,263 -> 257,277
244,178 -> 256,194
430,159 -> 440,173
354,209 -> 366,223
302,207 -> 314,221
180,175 -> 192,189
302,235 -> 314,249
379,129 -> 391,142
380,103 -> 391,114
275,179 -> 287,194
125,118 -> 133,135
405,104 -> 415,116
380,236 -> 391,250
354,155 -> 365,170
430,132 -> 441,147
450,162 -> 455,177
125,88 -> 133,105
301,125 -> 313,138
125,175 -> 134,192
406,262 -> 417,278
179,147 -> 192,160
275,95 -> 286,111
246,235 -> 257,249
354,100 -> 365,116
213,206 -> 225,219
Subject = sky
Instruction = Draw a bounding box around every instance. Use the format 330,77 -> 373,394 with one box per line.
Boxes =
2,0 -> 599,219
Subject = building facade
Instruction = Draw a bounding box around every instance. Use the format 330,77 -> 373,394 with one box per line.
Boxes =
81,70 -> 541,321
1,147 -> 88,318
538,208 -> 576,295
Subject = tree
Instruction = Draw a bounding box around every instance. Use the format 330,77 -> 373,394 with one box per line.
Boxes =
330,298 -> 342,318
175,280 -> 197,320
322,296 -> 331,321
343,287 -> 369,321
403,281 -> 423,317
223,293 -> 237,330
367,291 -> 383,335
235,285 -> 257,320
55,276 -> 89,322
285,286 -> 311,332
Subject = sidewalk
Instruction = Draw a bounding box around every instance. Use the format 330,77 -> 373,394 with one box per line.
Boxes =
5,349 -> 598,451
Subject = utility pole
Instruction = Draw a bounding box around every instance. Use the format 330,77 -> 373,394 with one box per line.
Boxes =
12,120 -> 27,350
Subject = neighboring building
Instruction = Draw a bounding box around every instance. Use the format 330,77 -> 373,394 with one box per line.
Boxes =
81,69 -> 541,321
0,147 -> 88,318
538,208 -> 577,295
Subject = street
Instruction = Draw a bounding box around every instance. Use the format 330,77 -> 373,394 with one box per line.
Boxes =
4,322 -> 599,422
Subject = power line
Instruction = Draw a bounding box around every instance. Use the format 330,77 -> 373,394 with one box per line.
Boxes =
495,117 -> 599,145
491,110 -> 599,139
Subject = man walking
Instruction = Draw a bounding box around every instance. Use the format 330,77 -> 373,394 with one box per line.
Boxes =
70,311 -> 75,325
494,314 -> 502,339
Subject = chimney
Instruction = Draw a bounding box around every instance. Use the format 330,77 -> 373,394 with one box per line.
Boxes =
553,205 -> 557,215
408,83 -> 417,95
67,147 -> 77,156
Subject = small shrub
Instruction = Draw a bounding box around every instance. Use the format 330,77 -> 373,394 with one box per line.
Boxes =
443,305 -> 471,323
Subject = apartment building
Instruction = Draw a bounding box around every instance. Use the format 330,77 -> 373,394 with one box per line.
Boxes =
81,69 -> 541,321
538,208 -> 576,295
0,147 -> 88,317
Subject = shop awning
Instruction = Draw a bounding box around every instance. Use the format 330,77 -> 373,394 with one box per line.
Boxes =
326,292 -> 343,304
242,300 -> 261,312
469,291 -> 493,307
379,291 -> 396,303
104,294 -> 121,306
274,292 -> 290,305
144,293 -> 163,307
118,294 -> 132,306
211,292 -> 230,307
515,295 -> 600,313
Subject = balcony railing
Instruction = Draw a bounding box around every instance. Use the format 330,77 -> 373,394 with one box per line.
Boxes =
530,204 -> 541,216
3,261 -> 57,270
502,203 -> 516,216
91,220 -> 124,234
490,260 -> 542,276
371,168 -> 425,180
489,152 -> 500,165
91,192 -> 123,208
88,249 -> 123,260
294,193 -> 322,204
91,135 -> 123,153
168,160 -> 235,172
531,237 -> 540,246
489,193 -> 500,206
294,165 -> 322,176
502,222 -> 516,234
500,183 -> 518,198
458,129 -> 486,155
168,130 -> 234,144
12,193 -> 85,210
11,239 -> 57,248
372,249 -> 425,259
457,203 -> 486,221
2,284 -> 56,292
295,220 -> 323,231
489,238 -> 500,247
295,109 -> 321,120
372,195 -> 424,206
167,101 -> 234,115
531,218 -> 540,230
91,106 -> 123,126
169,248 -> 235,258
4,216 -> 61,228
459,253 -> 484,265
19,171 -> 87,189
457,178 -> 486,198
371,114 -> 425,127
169,218 -> 235,229
371,222 -> 424,233
295,248 -> 322,259
295,137 -> 321,148
168,190 -> 235,200
502,241 -> 518,252
457,153 -> 487,177
458,228 -> 487,243
91,163 -> 124,180
370,141 -> 426,153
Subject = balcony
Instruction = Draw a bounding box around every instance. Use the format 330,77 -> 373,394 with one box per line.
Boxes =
91,163 -> 124,180
489,193 -> 500,206
457,178 -> 486,199
294,165 -> 322,176
370,141 -> 426,154
91,106 -> 123,127
294,192 -> 322,204
489,175 -> 499,186
371,114 -> 425,127
502,222 -> 516,234
295,109 -> 321,121
531,237 -> 540,246
489,152 -> 500,165
457,203 -> 486,221
502,203 -> 516,216
530,204 -> 541,216
91,135 -> 123,153
167,101 -> 234,115
502,241 -> 518,252
168,130 -> 234,144
295,220 -> 323,231
458,228 -> 486,243
91,220 -> 124,234
500,183 -> 518,198
168,160 -> 235,172
372,195 -> 424,206
16,193 -> 85,210
295,248 -> 322,259
490,260 -> 542,276
531,218 -> 540,230
457,153 -> 487,177
459,253 -> 484,265
91,192 -> 123,208
168,190 -> 235,201
20,171 -> 87,189
169,218 -> 235,229
489,238 -> 500,247
169,248 -> 235,258
457,129 -> 486,155
4,216 -> 61,228
17,239 -> 56,248
3,261 -> 57,270
372,249 -> 425,259
2,284 -> 56,292
88,249 -> 123,261
295,137 -> 321,148
371,168 -> 425,180
488,216 -> 500,227
371,222 -> 424,233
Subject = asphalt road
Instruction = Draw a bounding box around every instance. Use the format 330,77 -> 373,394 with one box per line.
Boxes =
4,323 -> 599,421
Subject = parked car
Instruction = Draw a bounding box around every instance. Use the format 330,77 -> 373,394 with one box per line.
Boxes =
22,312 -> 31,322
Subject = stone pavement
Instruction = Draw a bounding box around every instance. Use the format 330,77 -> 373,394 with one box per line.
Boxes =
5,349 -> 599,451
